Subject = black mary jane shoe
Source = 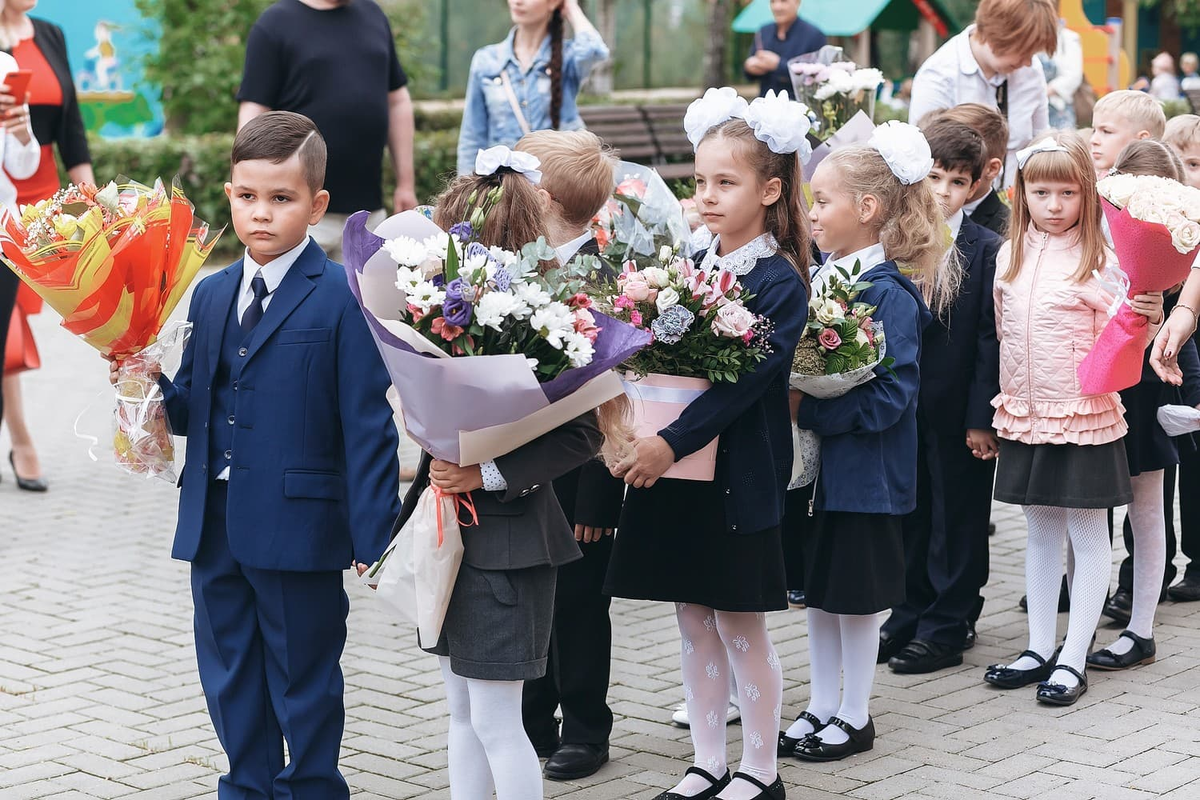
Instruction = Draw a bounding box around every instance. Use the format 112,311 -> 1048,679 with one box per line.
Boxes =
983,649 -> 1055,689
777,711 -> 824,757
9,451 -> 48,492
1087,630 -> 1157,671
651,766 -> 731,800
1036,665 -> 1088,706
719,771 -> 785,800
792,716 -> 875,763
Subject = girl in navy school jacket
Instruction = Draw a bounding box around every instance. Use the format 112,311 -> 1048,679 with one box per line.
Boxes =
780,132 -> 944,764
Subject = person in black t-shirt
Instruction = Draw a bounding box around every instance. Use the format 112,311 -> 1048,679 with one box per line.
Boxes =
237,0 -> 417,259
743,0 -> 826,98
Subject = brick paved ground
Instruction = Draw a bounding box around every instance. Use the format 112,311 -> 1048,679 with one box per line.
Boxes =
5,277 -> 1200,799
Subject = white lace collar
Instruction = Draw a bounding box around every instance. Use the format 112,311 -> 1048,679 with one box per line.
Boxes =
699,233 -> 778,276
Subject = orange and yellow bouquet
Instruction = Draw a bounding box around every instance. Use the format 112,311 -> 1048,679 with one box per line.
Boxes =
0,176 -> 223,480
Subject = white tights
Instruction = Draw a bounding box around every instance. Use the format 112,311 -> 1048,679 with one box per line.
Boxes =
1108,471 -> 1166,651
439,657 -> 542,800
784,609 -> 882,745
1009,506 -> 1110,688
671,604 -> 782,800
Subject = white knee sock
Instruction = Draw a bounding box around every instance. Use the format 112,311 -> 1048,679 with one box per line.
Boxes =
439,657 -> 496,800
673,603 -> 730,796
715,611 -> 782,799
814,613 -> 882,745
1114,471 -> 1167,646
786,608 -> 841,739
1008,505 -> 1068,671
1052,508 -> 1112,688
462,673 -> 543,800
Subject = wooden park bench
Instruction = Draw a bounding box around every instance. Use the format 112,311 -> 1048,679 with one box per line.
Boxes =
580,102 -> 696,182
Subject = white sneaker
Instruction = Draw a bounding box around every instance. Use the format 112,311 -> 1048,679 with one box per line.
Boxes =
670,702 -> 741,728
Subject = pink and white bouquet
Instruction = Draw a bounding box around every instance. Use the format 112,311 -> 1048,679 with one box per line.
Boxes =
788,48 -> 883,140
591,161 -> 692,273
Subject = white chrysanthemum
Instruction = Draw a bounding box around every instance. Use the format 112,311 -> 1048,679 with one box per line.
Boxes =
461,251 -> 491,276
383,235 -> 428,268
814,69 -> 855,100
852,68 -> 885,93
406,281 -> 445,312
515,281 -> 553,309
562,330 -> 595,368
475,290 -> 525,331
488,245 -> 519,266
395,266 -> 424,291
530,302 -> 576,348
421,233 -> 455,262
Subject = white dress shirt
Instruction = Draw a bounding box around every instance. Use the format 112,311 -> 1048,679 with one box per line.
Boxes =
947,208 -> 965,245
909,26 -> 1049,189
811,242 -> 887,296
0,53 -> 40,214
555,230 -> 594,265
217,236 -> 311,480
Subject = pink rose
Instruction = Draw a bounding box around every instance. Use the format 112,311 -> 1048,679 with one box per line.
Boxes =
614,294 -> 634,310
860,318 -> 876,345
623,273 -> 657,303
818,328 -> 841,349
616,177 -> 647,198
712,303 -> 756,338
568,292 -> 592,310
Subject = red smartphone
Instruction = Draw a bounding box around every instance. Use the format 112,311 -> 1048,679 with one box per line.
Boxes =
3,69 -> 32,103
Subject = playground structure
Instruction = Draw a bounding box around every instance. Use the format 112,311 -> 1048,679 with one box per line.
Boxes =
1061,0 -> 1132,95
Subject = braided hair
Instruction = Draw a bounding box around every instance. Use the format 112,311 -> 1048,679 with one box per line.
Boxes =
548,7 -> 564,130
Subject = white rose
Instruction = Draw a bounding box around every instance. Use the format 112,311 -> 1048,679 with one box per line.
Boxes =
814,298 -> 842,325
383,235 -> 428,268
655,286 -> 681,312
868,121 -> 934,185
658,245 -> 674,262
475,290 -> 524,330
642,267 -> 671,288
1172,220 -> 1200,253
1098,174 -> 1137,208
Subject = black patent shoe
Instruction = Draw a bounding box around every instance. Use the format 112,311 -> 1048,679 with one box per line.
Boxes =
792,716 -> 875,762
1087,630 -> 1157,671
544,743 -> 609,780
983,649 -> 1055,689
1169,576 -> 1200,602
652,766 -> 730,800
1102,589 -> 1133,625
787,589 -> 806,609
888,639 -> 964,674
877,631 -> 908,664
717,772 -> 785,800
9,451 -> 47,492
1036,665 -> 1088,706
777,711 -> 824,756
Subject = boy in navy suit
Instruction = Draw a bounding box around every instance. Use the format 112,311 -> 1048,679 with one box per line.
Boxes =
928,103 -> 1011,238
879,119 -> 1003,674
113,111 -> 400,798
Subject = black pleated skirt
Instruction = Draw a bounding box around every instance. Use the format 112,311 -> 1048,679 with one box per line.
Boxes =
800,504 -> 905,615
1121,381 -> 1180,476
994,438 -> 1133,508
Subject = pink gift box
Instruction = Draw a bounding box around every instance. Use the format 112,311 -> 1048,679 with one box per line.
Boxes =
623,373 -> 717,481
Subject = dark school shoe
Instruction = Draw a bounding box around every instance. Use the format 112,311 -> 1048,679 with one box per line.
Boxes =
544,743 -> 609,781
1036,665 -> 1088,706
1087,630 -> 1156,671
888,639 -> 965,674
777,711 -> 824,757
983,649 -> 1055,689
650,766 -> 730,800
792,716 -> 875,762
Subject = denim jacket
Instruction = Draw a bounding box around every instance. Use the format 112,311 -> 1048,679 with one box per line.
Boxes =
456,27 -> 609,174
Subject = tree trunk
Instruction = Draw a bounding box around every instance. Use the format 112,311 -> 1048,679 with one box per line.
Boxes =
702,0 -> 736,89
585,0 -> 616,96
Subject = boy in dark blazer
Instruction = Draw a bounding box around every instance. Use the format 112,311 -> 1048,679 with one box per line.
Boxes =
115,112 -> 400,799
880,119 -> 1003,674
926,103 -> 1012,238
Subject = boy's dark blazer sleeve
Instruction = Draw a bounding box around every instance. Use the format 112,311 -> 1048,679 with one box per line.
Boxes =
571,459 -> 626,529
965,227 -> 1003,430
493,413 -> 604,504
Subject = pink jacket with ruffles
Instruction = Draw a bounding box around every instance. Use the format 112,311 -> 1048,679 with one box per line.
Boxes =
992,227 -> 1142,446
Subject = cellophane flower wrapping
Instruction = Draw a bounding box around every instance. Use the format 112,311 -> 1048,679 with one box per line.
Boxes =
787,46 -> 882,141
591,161 -> 693,273
1078,187 -> 1200,393
112,320 -> 190,481
0,176 -> 223,479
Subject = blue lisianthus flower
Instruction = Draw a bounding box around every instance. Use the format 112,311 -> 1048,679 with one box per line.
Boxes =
449,221 -> 473,240
650,305 -> 695,344
443,278 -> 473,326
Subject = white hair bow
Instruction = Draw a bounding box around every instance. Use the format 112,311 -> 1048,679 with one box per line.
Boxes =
743,90 -> 815,163
868,121 -> 933,185
1016,137 -> 1069,170
474,145 -> 543,185
684,87 -> 750,150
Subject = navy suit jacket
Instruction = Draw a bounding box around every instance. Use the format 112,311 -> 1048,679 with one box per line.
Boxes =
918,216 -> 1003,435
160,239 -> 400,572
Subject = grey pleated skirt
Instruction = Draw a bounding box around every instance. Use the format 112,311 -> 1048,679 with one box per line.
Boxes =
421,562 -> 557,680
994,438 -> 1133,508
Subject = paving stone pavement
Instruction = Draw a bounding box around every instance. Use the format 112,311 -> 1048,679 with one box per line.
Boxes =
5,274 -> 1200,799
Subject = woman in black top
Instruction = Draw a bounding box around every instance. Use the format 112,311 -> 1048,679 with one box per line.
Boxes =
743,0 -> 827,97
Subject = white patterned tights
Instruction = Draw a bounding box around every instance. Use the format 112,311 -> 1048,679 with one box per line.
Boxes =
671,604 -> 783,800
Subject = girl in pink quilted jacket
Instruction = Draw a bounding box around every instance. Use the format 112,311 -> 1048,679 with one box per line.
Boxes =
983,130 -> 1163,706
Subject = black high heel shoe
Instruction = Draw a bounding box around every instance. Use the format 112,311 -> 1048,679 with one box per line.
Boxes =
983,650 -> 1054,689
1036,665 -> 1088,706
1087,630 -> 1156,670
777,711 -> 824,757
9,451 -> 47,492
651,766 -> 730,800
721,772 -> 785,800
792,716 -> 875,762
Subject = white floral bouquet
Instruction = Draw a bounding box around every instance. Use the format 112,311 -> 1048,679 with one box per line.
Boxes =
1097,173 -> 1200,253
787,47 -> 883,140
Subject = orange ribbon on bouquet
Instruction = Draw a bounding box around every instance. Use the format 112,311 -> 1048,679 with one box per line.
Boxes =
431,486 -> 479,547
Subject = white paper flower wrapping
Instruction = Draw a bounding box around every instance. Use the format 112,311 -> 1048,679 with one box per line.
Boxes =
868,120 -> 934,185
743,90 -> 814,162
684,87 -> 750,149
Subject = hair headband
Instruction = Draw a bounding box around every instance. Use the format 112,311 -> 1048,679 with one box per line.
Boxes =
1016,137 -> 1069,170
474,145 -> 543,185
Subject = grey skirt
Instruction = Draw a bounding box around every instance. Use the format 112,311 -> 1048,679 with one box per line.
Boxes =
421,562 -> 557,681
994,438 -> 1133,508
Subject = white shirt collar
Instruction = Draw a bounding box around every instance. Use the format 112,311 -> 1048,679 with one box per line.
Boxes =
811,241 -> 887,294
963,193 -> 987,217
241,236 -> 311,297
555,231 -> 594,265
699,232 -> 778,276
947,209 -> 965,244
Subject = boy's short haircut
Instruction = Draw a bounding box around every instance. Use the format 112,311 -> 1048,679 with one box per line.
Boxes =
922,119 -> 986,182
1092,90 -> 1167,138
925,103 -> 1008,166
232,111 -> 327,193
974,0 -> 1058,60
1165,114 -> 1200,153
515,130 -> 616,229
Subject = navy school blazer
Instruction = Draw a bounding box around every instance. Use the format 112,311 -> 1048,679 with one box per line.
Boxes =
918,215 -> 1003,435
160,239 -> 401,571
796,261 -> 933,516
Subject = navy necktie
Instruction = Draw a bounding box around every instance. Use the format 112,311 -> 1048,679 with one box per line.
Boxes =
241,273 -> 269,333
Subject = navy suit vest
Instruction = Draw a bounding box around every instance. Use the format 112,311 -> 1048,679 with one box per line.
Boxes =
208,296 -> 252,475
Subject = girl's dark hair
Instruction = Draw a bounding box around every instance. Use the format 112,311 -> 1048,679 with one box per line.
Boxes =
548,8 -> 564,130
1113,138 -> 1184,182
703,119 -> 812,291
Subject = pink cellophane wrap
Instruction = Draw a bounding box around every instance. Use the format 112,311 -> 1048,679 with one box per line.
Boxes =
1078,199 -> 1200,394
623,373 -> 717,481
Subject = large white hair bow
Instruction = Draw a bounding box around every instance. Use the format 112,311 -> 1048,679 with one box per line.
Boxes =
684,87 -> 750,149
475,145 -> 543,185
868,120 -> 934,185
1016,137 -> 1069,170
743,90 -> 815,163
